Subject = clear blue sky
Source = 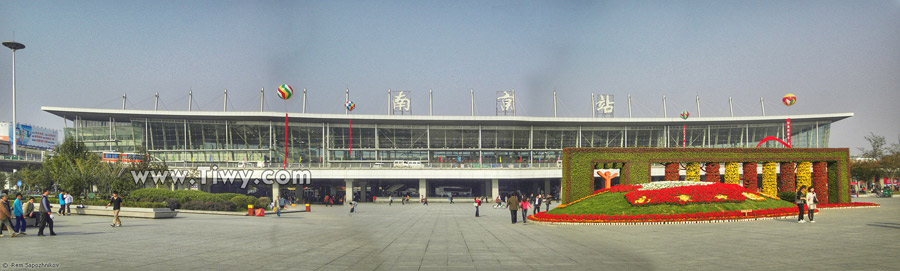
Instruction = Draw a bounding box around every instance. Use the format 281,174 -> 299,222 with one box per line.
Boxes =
1,0 -> 898,152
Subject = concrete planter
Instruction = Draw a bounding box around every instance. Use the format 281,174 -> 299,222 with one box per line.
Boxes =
73,205 -> 178,219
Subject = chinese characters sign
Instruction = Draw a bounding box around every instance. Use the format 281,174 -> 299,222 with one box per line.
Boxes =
594,94 -> 614,118
392,91 -> 411,114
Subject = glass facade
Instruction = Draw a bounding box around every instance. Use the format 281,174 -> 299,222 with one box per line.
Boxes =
65,115 -> 836,168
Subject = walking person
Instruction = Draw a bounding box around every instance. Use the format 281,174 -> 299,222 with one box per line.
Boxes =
0,194 -> 16,237
520,197 -> 531,224
105,191 -> 123,227
449,194 -> 454,204
389,195 -> 394,206
13,193 -> 26,236
275,196 -> 284,217
37,189 -> 56,236
57,191 -> 66,216
474,197 -> 481,217
533,195 -> 542,215
64,192 -> 74,215
543,194 -> 551,212
806,187 -> 819,223
795,185 -> 808,223
508,195 -> 519,224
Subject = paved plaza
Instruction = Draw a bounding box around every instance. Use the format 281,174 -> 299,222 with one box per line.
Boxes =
1,197 -> 898,271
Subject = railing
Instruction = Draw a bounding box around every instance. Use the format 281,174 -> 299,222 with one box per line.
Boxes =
160,161 -> 562,170
0,155 -> 44,162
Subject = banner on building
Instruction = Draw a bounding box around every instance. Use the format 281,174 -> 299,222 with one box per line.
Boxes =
0,122 -> 9,142
12,123 -> 59,150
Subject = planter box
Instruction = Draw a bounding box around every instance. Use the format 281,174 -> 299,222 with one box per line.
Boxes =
73,206 -> 177,219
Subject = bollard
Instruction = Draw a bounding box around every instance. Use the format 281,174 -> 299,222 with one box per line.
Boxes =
248,205 -> 254,216
305,203 -> 310,212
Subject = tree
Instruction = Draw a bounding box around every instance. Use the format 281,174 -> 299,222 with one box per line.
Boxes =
0,171 -> 6,190
850,160 -> 881,188
20,166 -> 51,193
42,138 -> 101,197
859,132 -> 887,160
882,152 -> 900,185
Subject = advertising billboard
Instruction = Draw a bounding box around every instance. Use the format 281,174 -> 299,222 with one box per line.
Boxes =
0,122 -> 8,142
0,122 -> 59,150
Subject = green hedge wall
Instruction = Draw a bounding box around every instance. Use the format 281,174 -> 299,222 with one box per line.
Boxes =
562,148 -> 850,204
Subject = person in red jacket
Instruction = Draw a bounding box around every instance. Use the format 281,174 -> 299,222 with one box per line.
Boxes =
474,197 -> 481,217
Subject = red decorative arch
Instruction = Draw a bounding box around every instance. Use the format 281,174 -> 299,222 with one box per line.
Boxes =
755,136 -> 791,148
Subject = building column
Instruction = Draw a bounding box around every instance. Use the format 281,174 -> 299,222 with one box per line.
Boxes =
359,181 -> 367,202
273,182 -> 280,202
419,179 -> 427,199
544,179 -> 551,196
345,179 -> 354,203
491,179 -> 499,200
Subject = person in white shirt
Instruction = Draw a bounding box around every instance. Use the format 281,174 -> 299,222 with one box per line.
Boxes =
805,187 -> 818,223
64,193 -> 74,215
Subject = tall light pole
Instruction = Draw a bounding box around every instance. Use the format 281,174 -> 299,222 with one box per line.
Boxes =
3,41 -> 25,156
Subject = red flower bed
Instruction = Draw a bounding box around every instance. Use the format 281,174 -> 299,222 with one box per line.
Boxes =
530,207 -> 802,224
812,162 -> 828,204
818,202 -> 878,208
743,162 -> 758,190
665,163 -> 679,181
780,162 -> 796,192
705,162 -> 721,183
624,183 -> 747,206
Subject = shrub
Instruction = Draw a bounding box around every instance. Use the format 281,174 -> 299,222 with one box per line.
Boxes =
778,192 -> 796,202
257,197 -> 272,209
165,198 -> 181,210
211,201 -> 237,211
231,195 -> 256,209
183,200 -> 210,210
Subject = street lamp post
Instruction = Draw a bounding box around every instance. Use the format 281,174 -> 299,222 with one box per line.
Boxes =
3,41 -> 25,157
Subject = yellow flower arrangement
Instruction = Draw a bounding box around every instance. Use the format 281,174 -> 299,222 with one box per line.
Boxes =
635,196 -> 650,204
762,162 -> 778,195
715,194 -> 728,200
797,161 -> 812,189
678,195 -> 692,202
742,192 -> 766,201
686,162 -> 701,182
724,162 -> 740,184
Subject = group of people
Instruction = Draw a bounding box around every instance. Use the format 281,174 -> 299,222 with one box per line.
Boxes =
57,191 -> 74,216
0,189 -> 127,239
0,193 -> 39,237
502,194 -> 552,224
795,185 -> 819,223
387,195 -> 413,206
0,190 -> 60,237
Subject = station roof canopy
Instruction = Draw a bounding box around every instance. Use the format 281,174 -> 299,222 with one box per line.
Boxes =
42,106 -> 852,127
